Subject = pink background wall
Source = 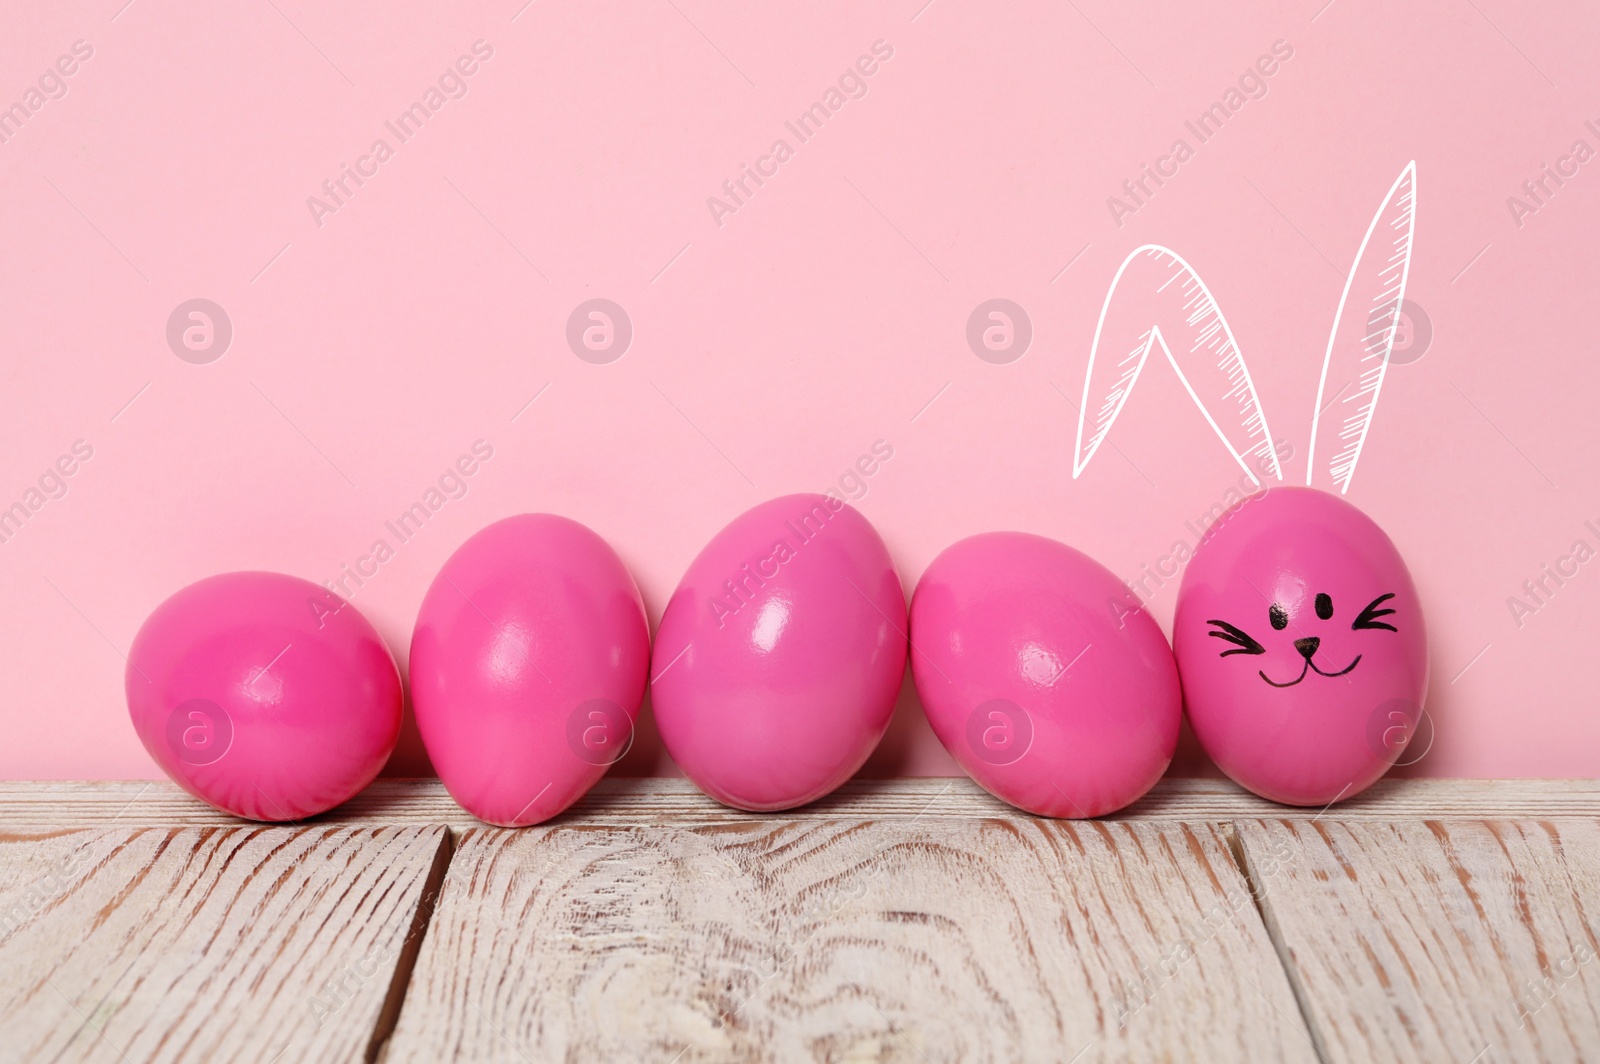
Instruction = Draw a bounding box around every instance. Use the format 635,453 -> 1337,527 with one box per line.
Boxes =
3,0 -> 1596,780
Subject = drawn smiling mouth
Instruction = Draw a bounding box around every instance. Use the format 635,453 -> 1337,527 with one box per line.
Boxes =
1260,653 -> 1361,688
1208,613 -> 1391,688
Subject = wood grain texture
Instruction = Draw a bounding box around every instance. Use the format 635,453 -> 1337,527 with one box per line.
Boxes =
4,777 -> 1600,828
0,824 -> 447,1063
6,782 -> 1600,1063
386,819 -> 1317,1063
1235,819 -> 1600,1064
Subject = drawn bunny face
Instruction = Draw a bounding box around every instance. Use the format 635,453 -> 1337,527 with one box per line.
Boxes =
1195,493 -> 1406,691
1071,162 -> 1429,806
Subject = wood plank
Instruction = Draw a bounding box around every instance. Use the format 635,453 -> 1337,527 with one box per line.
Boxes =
0,824 -> 448,1063
4,777 -> 1600,827
1235,819 -> 1600,1063
385,819 -> 1317,1063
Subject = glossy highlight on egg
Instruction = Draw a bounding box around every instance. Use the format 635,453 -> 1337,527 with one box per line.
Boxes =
651,493 -> 907,811
910,532 -> 1181,818
126,571 -> 402,821
409,514 -> 650,826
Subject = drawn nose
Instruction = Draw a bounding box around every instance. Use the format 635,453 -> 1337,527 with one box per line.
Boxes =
1294,637 -> 1321,660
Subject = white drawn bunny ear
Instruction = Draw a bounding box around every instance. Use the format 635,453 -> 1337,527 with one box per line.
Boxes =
1073,245 -> 1282,484
1306,161 -> 1418,493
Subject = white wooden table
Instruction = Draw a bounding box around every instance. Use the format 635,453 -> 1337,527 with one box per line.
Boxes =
2,778 -> 1598,1062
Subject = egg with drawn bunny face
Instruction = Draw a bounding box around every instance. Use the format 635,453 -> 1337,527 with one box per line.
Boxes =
1174,487 -> 1428,806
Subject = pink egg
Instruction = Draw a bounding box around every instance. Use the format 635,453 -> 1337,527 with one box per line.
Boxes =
652,494 -> 906,811
409,514 -> 649,826
910,532 -> 1181,818
126,571 -> 402,821
1175,487 -> 1429,806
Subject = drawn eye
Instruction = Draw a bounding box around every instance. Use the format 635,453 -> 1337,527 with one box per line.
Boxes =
1315,593 -> 1333,620
1207,619 -> 1266,657
1352,593 -> 1398,632
1268,604 -> 1288,630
